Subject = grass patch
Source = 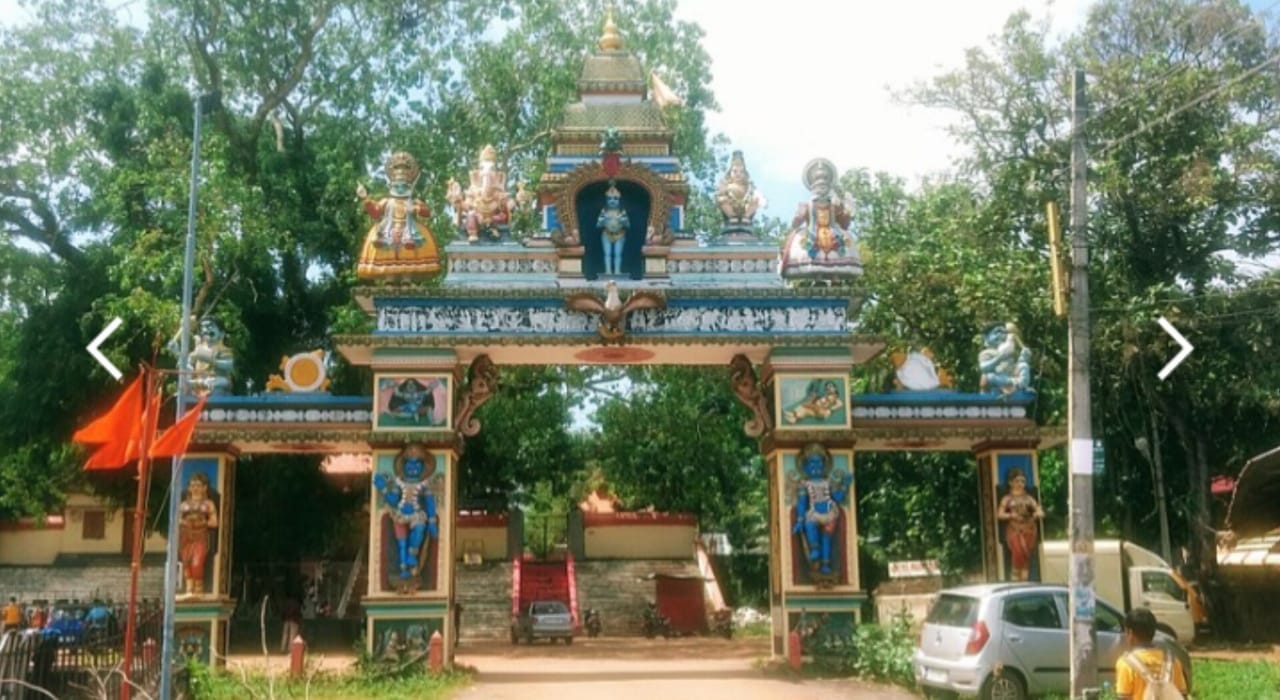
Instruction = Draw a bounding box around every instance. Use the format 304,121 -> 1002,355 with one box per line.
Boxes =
738,621 -> 772,638
187,663 -> 470,700
1190,658 -> 1280,700
1040,658 -> 1280,700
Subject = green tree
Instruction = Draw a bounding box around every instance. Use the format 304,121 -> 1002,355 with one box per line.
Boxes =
867,0 -> 1280,588
0,0 -> 723,521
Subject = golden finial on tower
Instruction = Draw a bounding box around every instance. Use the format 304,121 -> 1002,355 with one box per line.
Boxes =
598,4 -> 624,51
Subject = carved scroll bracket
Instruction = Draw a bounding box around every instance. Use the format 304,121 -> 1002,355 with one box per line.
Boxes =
729,354 -> 773,438
454,354 -> 499,438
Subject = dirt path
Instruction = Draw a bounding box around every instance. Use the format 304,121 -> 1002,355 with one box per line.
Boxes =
452,637 -> 918,700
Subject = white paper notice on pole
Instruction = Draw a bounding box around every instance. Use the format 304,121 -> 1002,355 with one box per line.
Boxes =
1071,438 -> 1094,475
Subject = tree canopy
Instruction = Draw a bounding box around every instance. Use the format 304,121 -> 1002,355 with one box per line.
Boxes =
1,0 -> 1277,605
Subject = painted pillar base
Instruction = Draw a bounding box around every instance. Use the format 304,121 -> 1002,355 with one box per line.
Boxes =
363,597 -> 450,667
173,598 -> 234,668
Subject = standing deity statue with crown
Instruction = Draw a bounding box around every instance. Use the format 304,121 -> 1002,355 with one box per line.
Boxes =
446,145 -> 517,243
779,158 -> 861,283
715,150 -> 766,236
355,151 -> 441,281
596,180 -> 630,277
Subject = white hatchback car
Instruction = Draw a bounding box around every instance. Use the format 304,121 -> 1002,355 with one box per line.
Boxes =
913,583 -> 1188,700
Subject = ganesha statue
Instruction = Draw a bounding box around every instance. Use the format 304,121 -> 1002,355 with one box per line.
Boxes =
446,145 -> 517,243
779,158 -> 861,283
715,150 -> 765,236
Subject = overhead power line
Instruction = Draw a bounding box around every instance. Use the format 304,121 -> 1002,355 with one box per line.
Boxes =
1099,49 -> 1280,154
1082,0 -> 1280,129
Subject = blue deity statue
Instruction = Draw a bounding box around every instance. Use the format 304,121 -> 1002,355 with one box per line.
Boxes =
596,181 -> 629,276
373,443 -> 440,590
189,319 -> 234,396
790,443 -> 851,577
979,322 -> 1033,395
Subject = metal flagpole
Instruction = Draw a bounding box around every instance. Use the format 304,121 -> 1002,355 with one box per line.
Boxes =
160,92 -> 206,700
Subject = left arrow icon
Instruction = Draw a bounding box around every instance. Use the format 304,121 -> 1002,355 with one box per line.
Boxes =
87,317 -> 124,380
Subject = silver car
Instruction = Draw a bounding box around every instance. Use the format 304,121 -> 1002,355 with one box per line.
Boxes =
511,600 -> 574,644
913,583 -> 1187,700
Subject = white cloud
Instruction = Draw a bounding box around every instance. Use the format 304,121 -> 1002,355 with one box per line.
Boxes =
674,0 -> 1095,211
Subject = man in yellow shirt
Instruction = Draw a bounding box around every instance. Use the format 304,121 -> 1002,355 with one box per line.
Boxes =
1116,608 -> 1188,699
2,596 -> 22,635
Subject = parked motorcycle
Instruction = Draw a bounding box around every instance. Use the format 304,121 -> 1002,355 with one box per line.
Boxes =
642,602 -> 672,639
584,608 -> 602,638
711,609 -> 733,639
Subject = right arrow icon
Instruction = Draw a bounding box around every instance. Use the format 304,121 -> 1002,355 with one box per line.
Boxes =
1156,316 -> 1194,381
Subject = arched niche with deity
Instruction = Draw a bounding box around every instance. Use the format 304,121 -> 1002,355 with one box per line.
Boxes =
555,161 -> 671,281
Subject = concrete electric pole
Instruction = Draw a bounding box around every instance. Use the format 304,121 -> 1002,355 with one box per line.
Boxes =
1067,68 -> 1098,698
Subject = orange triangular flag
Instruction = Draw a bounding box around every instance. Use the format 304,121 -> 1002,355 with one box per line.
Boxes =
72,375 -> 143,445
149,398 -> 207,459
84,387 -> 160,471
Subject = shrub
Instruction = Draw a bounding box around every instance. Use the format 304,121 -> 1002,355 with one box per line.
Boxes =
807,613 -> 916,689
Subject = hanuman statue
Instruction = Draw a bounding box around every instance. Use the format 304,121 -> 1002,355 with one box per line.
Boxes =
446,145 -> 516,243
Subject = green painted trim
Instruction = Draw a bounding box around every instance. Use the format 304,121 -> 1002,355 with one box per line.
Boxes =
768,347 -> 855,360
174,606 -> 232,618
784,594 -> 869,609
372,348 -> 458,360
363,599 -> 449,616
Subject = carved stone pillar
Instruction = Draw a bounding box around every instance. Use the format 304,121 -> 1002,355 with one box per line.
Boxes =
173,451 -> 237,667
365,351 -> 498,666
756,348 -> 863,661
975,443 -> 1044,583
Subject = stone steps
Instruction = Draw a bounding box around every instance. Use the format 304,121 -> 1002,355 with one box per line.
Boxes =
575,559 -> 702,636
456,561 -> 513,640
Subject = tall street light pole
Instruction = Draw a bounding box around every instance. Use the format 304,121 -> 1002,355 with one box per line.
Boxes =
1067,68 -> 1098,699
161,90 -> 214,700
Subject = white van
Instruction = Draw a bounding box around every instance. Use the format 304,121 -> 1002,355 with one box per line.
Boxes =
1041,539 -> 1196,643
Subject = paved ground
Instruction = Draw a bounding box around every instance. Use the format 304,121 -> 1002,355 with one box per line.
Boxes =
452,637 -> 918,700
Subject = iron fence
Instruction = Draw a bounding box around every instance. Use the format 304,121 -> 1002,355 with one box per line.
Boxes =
0,602 -> 183,700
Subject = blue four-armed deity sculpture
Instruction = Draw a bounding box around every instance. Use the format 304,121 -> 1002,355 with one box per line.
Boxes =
792,443 -> 852,578
373,443 -> 440,592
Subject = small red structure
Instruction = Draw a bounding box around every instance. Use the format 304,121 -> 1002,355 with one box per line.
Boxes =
428,630 -> 444,673
289,635 -> 305,678
788,629 -> 802,671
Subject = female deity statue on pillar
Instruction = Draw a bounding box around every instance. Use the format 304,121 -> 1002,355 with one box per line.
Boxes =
998,467 -> 1044,581
356,152 -> 442,281
445,144 -> 516,243
779,158 -> 861,283
597,180 -> 630,277
179,471 -> 219,597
